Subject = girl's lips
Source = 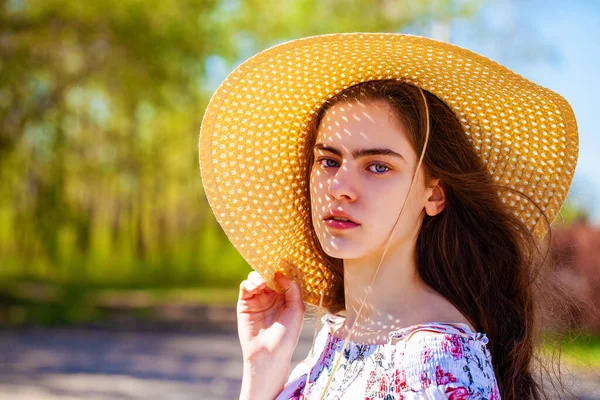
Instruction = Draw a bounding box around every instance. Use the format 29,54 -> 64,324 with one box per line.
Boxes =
323,218 -> 360,230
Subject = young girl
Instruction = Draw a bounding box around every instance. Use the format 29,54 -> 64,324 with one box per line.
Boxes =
199,33 -> 578,399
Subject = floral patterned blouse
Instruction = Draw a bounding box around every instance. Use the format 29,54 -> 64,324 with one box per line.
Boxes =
276,314 -> 500,399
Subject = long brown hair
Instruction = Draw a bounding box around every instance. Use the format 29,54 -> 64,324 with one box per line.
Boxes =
303,80 -> 557,399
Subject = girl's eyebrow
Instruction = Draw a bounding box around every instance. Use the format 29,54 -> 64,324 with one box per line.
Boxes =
314,143 -> 406,163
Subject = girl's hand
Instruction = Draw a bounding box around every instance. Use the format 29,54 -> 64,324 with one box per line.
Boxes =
237,270 -> 305,365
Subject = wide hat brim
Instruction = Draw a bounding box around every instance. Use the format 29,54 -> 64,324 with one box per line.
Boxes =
199,33 -> 578,307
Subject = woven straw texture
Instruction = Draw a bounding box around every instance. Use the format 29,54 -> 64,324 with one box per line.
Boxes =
199,33 -> 578,307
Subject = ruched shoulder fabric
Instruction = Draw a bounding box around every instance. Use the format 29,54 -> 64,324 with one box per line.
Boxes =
276,314 -> 501,399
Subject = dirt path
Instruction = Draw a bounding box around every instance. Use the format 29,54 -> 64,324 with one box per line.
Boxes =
0,322 -> 598,399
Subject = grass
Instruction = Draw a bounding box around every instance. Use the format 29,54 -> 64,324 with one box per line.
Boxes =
93,286 -> 240,306
542,332 -> 600,369
0,279 -> 240,326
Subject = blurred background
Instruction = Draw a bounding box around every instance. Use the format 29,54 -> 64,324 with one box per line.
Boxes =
0,0 -> 599,398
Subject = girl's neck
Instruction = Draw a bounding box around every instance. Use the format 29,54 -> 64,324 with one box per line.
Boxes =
342,239 -> 425,328
339,240 -> 469,340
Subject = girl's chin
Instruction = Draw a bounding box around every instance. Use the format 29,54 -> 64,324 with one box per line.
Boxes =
321,242 -> 369,260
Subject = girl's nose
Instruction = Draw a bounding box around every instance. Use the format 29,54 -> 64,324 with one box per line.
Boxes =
328,165 -> 358,202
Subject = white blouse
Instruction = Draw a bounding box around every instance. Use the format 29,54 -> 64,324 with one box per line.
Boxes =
276,315 -> 500,399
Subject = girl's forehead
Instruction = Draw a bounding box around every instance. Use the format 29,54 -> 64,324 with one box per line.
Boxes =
316,100 -> 414,159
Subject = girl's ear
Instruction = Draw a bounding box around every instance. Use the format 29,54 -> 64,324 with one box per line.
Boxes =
425,178 -> 446,217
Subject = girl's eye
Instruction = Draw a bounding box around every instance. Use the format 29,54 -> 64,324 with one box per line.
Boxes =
368,163 -> 390,174
318,158 -> 340,168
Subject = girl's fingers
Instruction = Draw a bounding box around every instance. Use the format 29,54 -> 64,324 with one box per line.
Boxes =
239,280 -> 250,299
239,277 -> 267,300
274,272 -> 303,307
240,271 -> 267,297
239,280 -> 257,300
248,271 -> 266,286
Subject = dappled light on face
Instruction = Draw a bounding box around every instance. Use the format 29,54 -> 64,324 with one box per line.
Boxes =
321,103 -> 374,143
310,104 -> 364,256
308,100 -> 418,260
361,111 -> 376,123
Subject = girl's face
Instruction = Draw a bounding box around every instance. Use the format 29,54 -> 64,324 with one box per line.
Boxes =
310,100 -> 442,260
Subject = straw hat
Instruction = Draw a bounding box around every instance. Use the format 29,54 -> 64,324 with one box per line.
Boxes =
198,33 -> 579,307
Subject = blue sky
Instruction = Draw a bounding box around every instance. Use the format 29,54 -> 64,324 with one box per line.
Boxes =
444,0 -> 600,223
